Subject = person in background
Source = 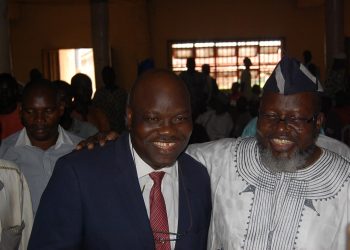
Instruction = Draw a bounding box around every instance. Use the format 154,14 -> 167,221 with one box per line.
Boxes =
179,57 -> 207,119
231,96 -> 252,138
54,80 -> 98,139
201,64 -> 219,105
0,73 -> 23,139
248,84 -> 261,117
92,66 -> 128,134
303,50 -> 320,78
229,81 -> 242,107
196,92 -> 233,141
29,69 -> 211,250
240,57 -> 252,99
137,58 -> 155,76
29,68 -> 43,82
71,73 -> 111,133
0,79 -> 82,214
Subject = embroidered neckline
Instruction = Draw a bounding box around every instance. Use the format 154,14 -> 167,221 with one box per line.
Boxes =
234,137 -> 350,199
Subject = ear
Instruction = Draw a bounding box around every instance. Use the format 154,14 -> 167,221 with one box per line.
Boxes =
58,101 -> 65,117
18,103 -> 23,116
315,112 -> 325,132
126,107 -> 132,131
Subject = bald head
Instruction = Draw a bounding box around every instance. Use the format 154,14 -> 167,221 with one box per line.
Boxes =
128,69 -> 190,109
127,69 -> 192,170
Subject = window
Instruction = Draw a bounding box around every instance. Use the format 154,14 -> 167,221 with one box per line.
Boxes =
59,48 -> 96,93
42,48 -> 96,93
170,39 -> 283,90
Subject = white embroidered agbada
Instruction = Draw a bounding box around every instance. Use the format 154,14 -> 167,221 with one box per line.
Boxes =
0,159 -> 33,250
187,137 -> 350,250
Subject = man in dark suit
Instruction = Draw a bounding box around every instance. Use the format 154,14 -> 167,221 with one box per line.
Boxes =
28,69 -> 212,250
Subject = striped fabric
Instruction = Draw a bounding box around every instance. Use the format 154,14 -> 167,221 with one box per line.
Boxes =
235,138 -> 350,249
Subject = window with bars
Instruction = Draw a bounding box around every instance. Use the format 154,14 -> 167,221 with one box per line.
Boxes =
170,39 -> 283,90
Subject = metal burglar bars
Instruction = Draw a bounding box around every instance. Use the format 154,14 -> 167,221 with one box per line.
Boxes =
170,39 -> 282,90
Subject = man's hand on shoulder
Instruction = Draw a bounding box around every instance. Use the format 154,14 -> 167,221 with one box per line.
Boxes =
75,131 -> 119,150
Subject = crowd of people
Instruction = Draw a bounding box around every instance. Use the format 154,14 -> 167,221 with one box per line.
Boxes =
183,54 -> 350,150
0,54 -> 350,249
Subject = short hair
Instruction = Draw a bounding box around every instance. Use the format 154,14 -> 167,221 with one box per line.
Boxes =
0,73 -> 18,88
21,79 -> 60,104
53,80 -> 73,100
71,73 -> 92,89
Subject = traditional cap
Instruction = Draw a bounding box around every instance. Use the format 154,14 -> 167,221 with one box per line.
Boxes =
263,56 -> 323,95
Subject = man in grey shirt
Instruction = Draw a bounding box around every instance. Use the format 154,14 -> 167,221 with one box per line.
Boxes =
0,79 -> 82,214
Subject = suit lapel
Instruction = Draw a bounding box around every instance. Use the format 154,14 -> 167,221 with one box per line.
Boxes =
176,156 -> 193,248
111,133 -> 154,248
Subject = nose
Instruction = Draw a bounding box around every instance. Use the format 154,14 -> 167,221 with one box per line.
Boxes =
158,119 -> 176,135
274,117 -> 290,131
33,111 -> 46,123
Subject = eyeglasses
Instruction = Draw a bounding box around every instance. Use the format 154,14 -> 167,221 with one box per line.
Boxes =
152,166 -> 193,244
259,112 -> 318,129
152,230 -> 189,243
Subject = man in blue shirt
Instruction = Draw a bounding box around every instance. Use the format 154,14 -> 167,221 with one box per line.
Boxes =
0,79 -> 82,213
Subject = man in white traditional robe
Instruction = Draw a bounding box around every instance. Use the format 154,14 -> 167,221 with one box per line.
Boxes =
187,56 -> 350,250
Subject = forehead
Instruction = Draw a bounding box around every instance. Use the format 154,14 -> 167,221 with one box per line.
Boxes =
133,73 -> 190,109
260,92 -> 317,113
22,88 -> 57,107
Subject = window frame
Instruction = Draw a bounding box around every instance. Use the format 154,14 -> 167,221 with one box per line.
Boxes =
168,38 -> 285,90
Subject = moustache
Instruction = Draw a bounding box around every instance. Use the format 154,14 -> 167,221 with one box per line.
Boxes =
28,125 -> 49,131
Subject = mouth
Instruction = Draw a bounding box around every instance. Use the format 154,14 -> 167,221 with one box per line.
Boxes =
153,141 -> 177,151
32,127 -> 48,134
270,138 -> 295,152
271,138 -> 293,145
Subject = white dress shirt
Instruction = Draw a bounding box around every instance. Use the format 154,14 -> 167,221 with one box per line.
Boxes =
0,126 -> 82,214
129,137 -> 179,249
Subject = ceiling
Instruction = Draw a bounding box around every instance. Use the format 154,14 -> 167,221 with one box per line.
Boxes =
9,0 -> 140,4
8,0 -> 324,8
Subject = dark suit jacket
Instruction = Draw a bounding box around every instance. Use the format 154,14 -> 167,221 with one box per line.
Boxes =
28,133 -> 212,250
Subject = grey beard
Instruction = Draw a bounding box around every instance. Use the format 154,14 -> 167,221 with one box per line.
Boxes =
258,143 -> 317,173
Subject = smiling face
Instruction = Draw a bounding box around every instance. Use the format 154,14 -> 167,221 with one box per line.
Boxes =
20,83 -> 64,150
256,91 -> 323,172
127,70 -> 192,170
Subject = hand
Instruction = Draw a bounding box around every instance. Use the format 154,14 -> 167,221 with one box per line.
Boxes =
75,131 -> 119,150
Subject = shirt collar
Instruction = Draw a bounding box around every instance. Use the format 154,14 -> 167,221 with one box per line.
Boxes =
128,135 -> 178,180
15,125 -> 74,150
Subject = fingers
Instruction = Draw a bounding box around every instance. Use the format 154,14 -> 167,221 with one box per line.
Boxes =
75,131 -> 119,150
87,142 -> 97,150
75,141 -> 86,151
76,140 -> 95,150
76,133 -> 101,150
97,133 -> 107,147
106,131 -> 119,140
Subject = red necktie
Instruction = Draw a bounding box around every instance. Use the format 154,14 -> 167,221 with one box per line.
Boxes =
149,171 -> 171,250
